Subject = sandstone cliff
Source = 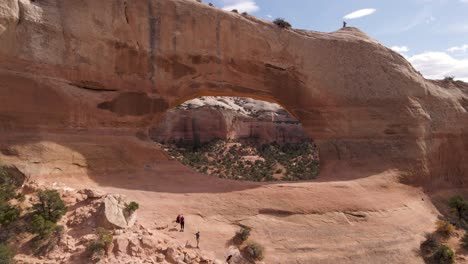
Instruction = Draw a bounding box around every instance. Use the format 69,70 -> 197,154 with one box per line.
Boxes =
150,96 -> 309,144
0,0 -> 467,184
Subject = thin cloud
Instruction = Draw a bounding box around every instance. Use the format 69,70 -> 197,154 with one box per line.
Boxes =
447,44 -> 468,53
221,0 -> 259,13
408,51 -> 468,82
391,46 -> 410,53
343,8 -> 376,20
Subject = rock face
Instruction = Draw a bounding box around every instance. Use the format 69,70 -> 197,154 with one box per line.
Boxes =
0,0 -> 467,185
99,194 -> 137,229
150,96 -> 310,144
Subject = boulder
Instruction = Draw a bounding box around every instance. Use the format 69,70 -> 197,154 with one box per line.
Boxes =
98,194 -> 137,229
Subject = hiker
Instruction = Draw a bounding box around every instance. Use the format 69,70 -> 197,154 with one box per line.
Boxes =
195,231 -> 200,248
176,214 -> 181,224
180,215 -> 185,232
343,21 -> 347,28
226,255 -> 233,264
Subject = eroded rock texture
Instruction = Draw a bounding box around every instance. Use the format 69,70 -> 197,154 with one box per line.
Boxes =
0,0 -> 467,185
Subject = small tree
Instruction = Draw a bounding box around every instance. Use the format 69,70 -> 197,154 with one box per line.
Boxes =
0,244 -> 14,264
0,202 -> 21,226
433,244 -> 455,264
273,18 -> 291,29
32,190 -> 67,222
30,214 -> 59,239
448,195 -> 467,220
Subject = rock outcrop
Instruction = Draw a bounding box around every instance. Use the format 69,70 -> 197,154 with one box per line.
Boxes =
150,96 -> 310,144
99,194 -> 137,229
0,0 -> 467,184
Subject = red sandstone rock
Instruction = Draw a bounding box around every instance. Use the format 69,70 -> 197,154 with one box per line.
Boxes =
0,0 -> 466,183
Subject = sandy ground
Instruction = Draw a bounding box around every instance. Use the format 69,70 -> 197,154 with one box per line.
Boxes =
0,132 -> 440,263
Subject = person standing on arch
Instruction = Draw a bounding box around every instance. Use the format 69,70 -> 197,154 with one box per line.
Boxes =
180,215 -> 185,232
195,231 -> 200,248
343,21 -> 347,28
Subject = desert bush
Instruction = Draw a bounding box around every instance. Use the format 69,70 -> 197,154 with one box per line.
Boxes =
448,195 -> 467,220
436,220 -> 455,238
241,12 -> 248,15
243,241 -> 265,261
88,227 -> 113,262
235,226 -> 251,243
432,244 -> 455,264
0,244 -> 14,264
32,224 -> 64,256
421,232 -> 439,254
462,233 -> 468,249
273,18 -> 291,28
444,76 -> 455,82
0,202 -> 21,226
32,190 -> 67,223
30,214 -> 59,239
231,9 -> 238,13
0,167 -> 22,202
125,201 -> 139,214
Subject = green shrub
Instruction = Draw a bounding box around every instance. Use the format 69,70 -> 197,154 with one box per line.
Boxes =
421,232 -> 439,254
243,241 -> 265,261
0,202 -> 21,226
126,201 -> 139,213
462,233 -> 468,249
0,244 -> 15,264
275,169 -> 282,174
32,190 -> 67,222
273,18 -> 291,28
88,228 -> 113,262
30,214 -> 59,239
436,220 -> 455,238
32,224 -> 64,256
231,9 -> 238,13
432,244 -> 455,264
235,226 -> 251,243
448,195 -> 467,220
0,167 -> 22,202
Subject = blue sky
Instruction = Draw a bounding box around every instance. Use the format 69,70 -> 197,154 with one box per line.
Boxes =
210,0 -> 468,81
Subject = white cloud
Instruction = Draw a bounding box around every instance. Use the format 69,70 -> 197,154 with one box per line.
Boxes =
343,8 -> 376,20
408,52 -> 468,82
221,0 -> 259,13
391,46 -> 410,53
447,44 -> 468,53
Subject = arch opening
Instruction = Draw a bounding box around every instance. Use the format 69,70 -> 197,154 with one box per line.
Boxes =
149,96 -> 320,182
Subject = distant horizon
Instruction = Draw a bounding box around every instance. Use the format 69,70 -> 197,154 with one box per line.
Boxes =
210,0 -> 468,82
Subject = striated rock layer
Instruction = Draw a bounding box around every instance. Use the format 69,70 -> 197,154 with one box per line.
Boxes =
150,96 -> 310,144
0,0 -> 467,185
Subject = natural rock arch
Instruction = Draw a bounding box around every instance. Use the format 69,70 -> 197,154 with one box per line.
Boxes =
0,0 -> 467,184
